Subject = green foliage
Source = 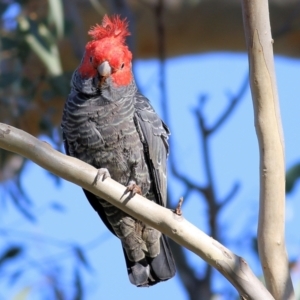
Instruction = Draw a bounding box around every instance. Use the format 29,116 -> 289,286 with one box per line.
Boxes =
0,246 -> 23,266
0,3 -> 10,16
0,1 -> 90,299
0,72 -> 19,88
286,163 -> 300,193
1,36 -> 19,51
73,245 -> 92,271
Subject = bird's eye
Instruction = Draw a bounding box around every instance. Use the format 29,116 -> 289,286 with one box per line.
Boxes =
89,57 -> 93,63
121,63 -> 124,69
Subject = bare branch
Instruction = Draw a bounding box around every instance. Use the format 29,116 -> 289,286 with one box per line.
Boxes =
167,69 -> 247,298
241,0 -> 294,299
170,163 -> 208,196
208,75 -> 248,135
217,181 -> 240,210
0,123 -> 273,299
168,239 -> 212,300
193,104 -> 219,239
18,16 -> 63,77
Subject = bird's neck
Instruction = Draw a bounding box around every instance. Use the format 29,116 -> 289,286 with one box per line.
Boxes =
100,77 -> 136,102
73,69 -> 137,103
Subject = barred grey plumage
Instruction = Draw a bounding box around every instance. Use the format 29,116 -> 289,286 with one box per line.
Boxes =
61,15 -> 176,287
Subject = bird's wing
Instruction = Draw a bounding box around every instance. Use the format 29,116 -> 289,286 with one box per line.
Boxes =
62,121 -> 116,236
133,92 -> 170,207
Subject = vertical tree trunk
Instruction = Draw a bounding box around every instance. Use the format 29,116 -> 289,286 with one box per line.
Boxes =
241,1 -> 294,299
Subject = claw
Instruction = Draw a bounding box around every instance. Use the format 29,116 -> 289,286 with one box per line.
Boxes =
93,168 -> 111,186
126,180 -> 142,196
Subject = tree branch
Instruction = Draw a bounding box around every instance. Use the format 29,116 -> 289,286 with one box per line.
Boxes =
166,56 -> 247,299
208,75 -> 248,135
241,1 -> 294,299
0,123 -> 274,299
217,181 -> 240,210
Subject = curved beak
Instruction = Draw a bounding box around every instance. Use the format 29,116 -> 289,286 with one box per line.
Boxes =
97,61 -> 111,77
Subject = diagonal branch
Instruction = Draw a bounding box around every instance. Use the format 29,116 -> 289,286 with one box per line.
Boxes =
170,162 -> 208,196
207,75 -> 249,135
0,123 -> 273,300
168,68 -> 247,299
168,239 -> 212,300
217,181 -> 240,210
18,16 -> 63,77
154,3 -> 214,297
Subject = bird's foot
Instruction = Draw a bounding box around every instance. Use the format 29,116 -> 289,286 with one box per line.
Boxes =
93,168 -> 111,186
126,180 -> 142,197
174,197 -> 184,216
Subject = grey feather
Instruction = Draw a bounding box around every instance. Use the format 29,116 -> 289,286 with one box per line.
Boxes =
62,66 -> 175,287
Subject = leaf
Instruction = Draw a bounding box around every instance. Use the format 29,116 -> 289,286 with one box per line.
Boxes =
9,269 -> 24,285
73,268 -> 83,300
0,37 -> 19,51
47,171 -> 62,187
48,73 -> 71,96
0,72 -> 19,88
286,163 -> 300,194
0,246 -> 23,266
49,201 -> 65,212
53,286 -> 65,300
8,189 -> 36,222
252,237 -> 258,255
0,4 -> 9,16
16,39 -> 31,63
73,246 -> 91,271
12,287 -> 31,300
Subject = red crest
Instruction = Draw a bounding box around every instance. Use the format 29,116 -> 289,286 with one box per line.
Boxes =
88,15 -> 130,44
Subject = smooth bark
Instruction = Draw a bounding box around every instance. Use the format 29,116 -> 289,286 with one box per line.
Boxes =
0,122 -> 273,299
241,1 -> 294,299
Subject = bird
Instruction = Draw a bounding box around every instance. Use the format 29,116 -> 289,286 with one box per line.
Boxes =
61,15 -> 176,287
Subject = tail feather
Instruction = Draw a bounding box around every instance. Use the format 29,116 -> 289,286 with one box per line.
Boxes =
124,234 -> 176,287
82,190 -> 176,286
149,234 -> 176,281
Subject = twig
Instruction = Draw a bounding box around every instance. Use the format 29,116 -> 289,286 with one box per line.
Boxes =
174,197 -> 183,216
218,181 -> 240,210
207,75 -> 248,134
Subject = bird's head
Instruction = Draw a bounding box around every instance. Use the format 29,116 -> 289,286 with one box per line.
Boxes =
79,15 -> 132,87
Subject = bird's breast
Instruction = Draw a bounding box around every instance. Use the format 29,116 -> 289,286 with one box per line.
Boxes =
64,96 -> 151,193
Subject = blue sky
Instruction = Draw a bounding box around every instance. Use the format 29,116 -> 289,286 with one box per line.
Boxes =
1,52 -> 300,300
